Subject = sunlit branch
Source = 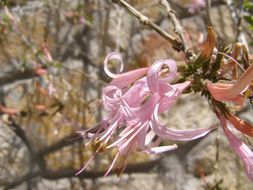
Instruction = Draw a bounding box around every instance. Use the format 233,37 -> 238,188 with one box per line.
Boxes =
112,0 -> 184,52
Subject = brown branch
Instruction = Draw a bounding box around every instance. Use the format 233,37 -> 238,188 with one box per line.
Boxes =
8,118 -> 33,151
7,119 -> 47,169
2,128 -> 215,189
42,159 -> 160,179
2,171 -> 40,190
36,133 -> 83,157
2,159 -> 160,189
0,67 -> 35,87
112,0 -> 183,52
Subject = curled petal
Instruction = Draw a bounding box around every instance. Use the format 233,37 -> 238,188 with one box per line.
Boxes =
103,86 -> 122,111
104,52 -> 124,78
220,116 -> 253,180
104,52 -> 148,88
147,59 -> 177,93
151,105 -> 216,141
103,86 -> 122,102
158,81 -> 191,113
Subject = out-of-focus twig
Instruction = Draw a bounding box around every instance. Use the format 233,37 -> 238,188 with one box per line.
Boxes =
225,0 -> 246,44
205,0 -> 213,26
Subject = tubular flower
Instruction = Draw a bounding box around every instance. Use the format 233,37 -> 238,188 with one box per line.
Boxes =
219,115 -> 253,180
208,61 -> 253,181
77,52 -> 216,176
207,64 -> 253,103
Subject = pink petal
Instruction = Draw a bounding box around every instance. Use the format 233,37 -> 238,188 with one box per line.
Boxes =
110,67 -> 149,88
172,81 -> 191,92
144,130 -> 156,146
107,122 -> 142,149
147,59 -> 177,93
104,52 -> 148,88
207,64 -> 253,101
207,83 -> 245,102
103,86 -> 122,111
122,93 -> 160,122
158,81 -> 191,113
118,122 -> 147,153
104,52 -> 124,78
151,105 -> 216,141
123,78 -> 149,106
144,144 -> 177,154
220,116 -> 253,180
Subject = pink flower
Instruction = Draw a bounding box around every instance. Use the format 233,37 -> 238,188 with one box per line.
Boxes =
219,115 -> 253,180
208,62 -> 253,181
207,64 -> 253,103
77,52 -> 216,176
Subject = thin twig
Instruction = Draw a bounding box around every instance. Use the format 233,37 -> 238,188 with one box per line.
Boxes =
160,0 -> 188,52
205,0 -> 213,26
225,0 -> 246,44
112,0 -> 183,52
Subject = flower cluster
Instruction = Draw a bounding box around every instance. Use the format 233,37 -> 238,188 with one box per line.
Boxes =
207,63 -> 253,180
77,52 -> 215,175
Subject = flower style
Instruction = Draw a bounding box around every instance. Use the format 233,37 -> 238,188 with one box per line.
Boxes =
77,52 -> 215,175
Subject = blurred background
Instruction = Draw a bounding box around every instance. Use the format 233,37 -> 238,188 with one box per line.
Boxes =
0,0 -> 252,189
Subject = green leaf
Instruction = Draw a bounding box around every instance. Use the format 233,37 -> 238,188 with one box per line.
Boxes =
244,15 -> 253,25
244,0 -> 253,9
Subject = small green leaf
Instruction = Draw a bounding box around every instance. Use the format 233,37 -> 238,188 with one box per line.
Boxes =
244,0 -> 253,10
244,15 -> 253,25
